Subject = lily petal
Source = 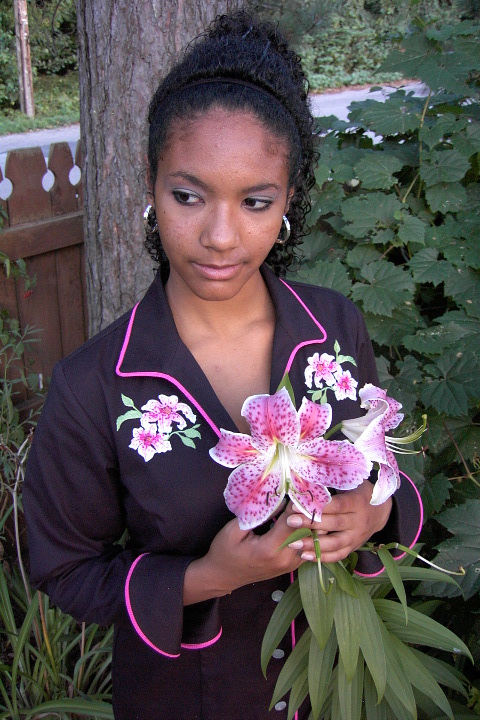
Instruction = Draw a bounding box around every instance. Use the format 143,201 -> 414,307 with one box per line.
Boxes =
298,398 -> 332,441
370,449 -> 400,505
209,429 -> 259,468
224,460 -> 285,530
293,439 -> 372,490
289,469 -> 332,520
242,387 -> 300,449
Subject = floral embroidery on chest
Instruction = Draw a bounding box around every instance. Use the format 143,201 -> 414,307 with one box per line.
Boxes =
304,340 -> 358,403
116,394 -> 201,461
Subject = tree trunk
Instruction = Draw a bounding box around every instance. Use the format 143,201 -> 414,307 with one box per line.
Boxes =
14,0 -> 34,117
77,0 -> 244,335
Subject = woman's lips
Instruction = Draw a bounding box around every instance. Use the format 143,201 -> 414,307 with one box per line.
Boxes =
193,262 -> 243,280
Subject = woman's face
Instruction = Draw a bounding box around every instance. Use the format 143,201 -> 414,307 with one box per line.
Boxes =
151,108 -> 292,304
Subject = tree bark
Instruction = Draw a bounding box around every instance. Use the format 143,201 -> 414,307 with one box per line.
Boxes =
77,0 -> 244,335
14,0 -> 35,117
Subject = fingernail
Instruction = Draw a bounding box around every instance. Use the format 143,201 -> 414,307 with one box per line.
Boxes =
301,552 -> 315,562
288,540 -> 303,550
287,516 -> 302,528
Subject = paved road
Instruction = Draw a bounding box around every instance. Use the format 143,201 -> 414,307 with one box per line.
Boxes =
0,82 -> 425,188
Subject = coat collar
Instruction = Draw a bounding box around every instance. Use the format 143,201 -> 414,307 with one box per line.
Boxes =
115,265 -> 327,436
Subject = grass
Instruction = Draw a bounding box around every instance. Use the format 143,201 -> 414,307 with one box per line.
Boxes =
0,70 -> 79,136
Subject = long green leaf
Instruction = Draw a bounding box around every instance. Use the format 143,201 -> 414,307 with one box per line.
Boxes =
287,666 -> 309,720
389,632 -> 454,719
333,585 -> 361,682
338,653 -> 364,720
11,592 -> 40,716
261,579 -> 302,675
374,599 -> 473,661
377,546 -> 408,622
356,580 -> 386,702
328,561 -> 357,597
308,628 -> 338,719
380,622 -> 417,719
364,667 -> 389,720
270,628 -> 311,708
410,648 -> 468,698
24,698 -> 114,719
299,561 -> 336,649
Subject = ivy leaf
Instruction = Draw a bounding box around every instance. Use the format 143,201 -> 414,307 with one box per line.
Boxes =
420,150 -> 471,187
346,246 -> 382,269
396,213 -> 426,246
351,261 -> 415,317
297,259 -> 352,297
421,474 -> 452,519
415,500 -> 480,600
348,96 -> 421,135
421,350 -> 478,416
341,193 -> 403,238
365,305 -> 424,347
444,265 -> 480,310
403,321 -> 470,356
425,182 -> 467,213
408,248 -> 453,286
354,154 -> 403,190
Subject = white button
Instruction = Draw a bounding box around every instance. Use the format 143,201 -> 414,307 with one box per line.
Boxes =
271,590 -> 284,602
272,648 -> 285,659
275,701 -> 287,711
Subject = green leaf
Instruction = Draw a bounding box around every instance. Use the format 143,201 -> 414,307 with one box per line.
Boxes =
403,321 -> 469,356
355,154 -> 403,190
364,667 -> 389,720
420,474 -> 452,518
299,562 -> 336,649
327,561 -> 357,597
276,372 -> 295,404
374,599 -> 473,661
287,666 -> 309,720
379,622 -> 417,719
261,579 -> 302,675
121,394 -> 137,408
348,96 -> 421,135
355,580 -> 386,703
308,629 -> 338,719
397,214 -> 425,247
420,150 -> 471,187
181,426 -> 202,439
178,435 -> 197,449
410,648 -> 468,698
416,500 -> 480,601
425,182 -> 467,213
444,265 -> 480,310
422,350 -> 478,416
333,585 -> 361,682
116,409 -> 142,431
388,632 -> 454,720
270,627 -> 310,708
342,193 -> 402,238
377,547 -> 408,622
351,261 -> 415,317
337,652 -> 364,720
408,248 -> 453,286
297,259 -> 352,297
24,699 -> 114,719
365,305 -> 423,347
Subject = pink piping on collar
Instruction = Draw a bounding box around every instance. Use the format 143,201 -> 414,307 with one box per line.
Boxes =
279,279 -> 327,372
116,303 -> 222,439
354,471 -> 424,578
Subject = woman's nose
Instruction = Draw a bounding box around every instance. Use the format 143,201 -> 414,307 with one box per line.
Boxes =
201,204 -> 239,250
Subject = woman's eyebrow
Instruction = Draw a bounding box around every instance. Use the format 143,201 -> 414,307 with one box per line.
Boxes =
167,172 -> 281,194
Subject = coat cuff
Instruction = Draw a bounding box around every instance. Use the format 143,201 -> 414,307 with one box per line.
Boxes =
125,553 -> 221,657
355,471 -> 423,577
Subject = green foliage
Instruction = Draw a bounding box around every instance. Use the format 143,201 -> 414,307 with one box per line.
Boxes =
0,0 -> 77,110
0,256 -> 114,717
294,15 -> 480,687
262,553 -> 474,719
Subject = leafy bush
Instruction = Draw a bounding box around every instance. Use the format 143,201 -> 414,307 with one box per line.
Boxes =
295,15 -> 480,685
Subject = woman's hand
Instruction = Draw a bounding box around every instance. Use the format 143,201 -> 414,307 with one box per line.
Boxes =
286,480 -> 392,564
183,502 -> 304,605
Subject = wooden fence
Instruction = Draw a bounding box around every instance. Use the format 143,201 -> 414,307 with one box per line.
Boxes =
0,141 -> 87,403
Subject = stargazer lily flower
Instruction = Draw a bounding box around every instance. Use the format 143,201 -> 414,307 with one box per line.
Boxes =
210,386 -> 372,530
341,384 -> 426,505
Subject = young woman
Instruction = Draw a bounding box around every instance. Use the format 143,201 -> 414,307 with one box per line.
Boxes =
24,13 -> 422,719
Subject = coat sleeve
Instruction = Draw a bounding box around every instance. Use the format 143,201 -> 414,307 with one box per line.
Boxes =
23,362 -> 221,658
352,310 -> 423,576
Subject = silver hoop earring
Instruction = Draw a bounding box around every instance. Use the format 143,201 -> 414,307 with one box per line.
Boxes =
276,215 -> 291,245
144,204 -> 158,233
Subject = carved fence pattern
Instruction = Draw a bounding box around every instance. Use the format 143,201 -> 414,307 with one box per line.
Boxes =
0,141 -> 87,403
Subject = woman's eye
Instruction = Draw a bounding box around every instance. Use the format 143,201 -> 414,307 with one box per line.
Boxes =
243,197 -> 272,211
172,190 -> 202,205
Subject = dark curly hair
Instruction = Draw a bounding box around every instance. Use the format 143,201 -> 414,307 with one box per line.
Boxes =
145,11 -> 317,278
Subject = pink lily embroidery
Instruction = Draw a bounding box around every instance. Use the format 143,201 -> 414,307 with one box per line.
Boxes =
341,384 -> 426,505
304,353 -> 340,388
129,417 -> 172,462
141,394 -> 196,433
332,369 -> 358,401
210,386 -> 372,530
